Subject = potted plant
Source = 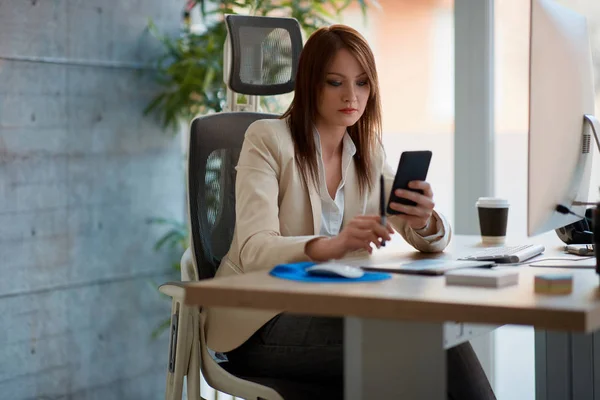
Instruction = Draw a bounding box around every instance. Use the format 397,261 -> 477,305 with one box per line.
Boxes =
144,0 -> 372,133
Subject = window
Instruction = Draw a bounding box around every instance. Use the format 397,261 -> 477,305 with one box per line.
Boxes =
345,0 -> 455,225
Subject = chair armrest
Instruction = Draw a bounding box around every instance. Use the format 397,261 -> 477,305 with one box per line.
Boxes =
158,282 -> 186,300
181,247 -> 199,281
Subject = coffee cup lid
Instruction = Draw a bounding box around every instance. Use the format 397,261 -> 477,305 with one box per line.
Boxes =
476,197 -> 509,208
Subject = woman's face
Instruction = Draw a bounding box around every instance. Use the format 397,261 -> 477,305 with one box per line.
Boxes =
315,48 -> 370,130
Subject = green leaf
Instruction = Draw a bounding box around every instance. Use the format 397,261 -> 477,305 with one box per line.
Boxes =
253,0 -> 266,13
146,216 -> 185,227
154,230 -> 185,251
143,93 -> 166,116
151,318 -> 172,339
199,0 -> 207,19
312,3 -> 334,19
203,66 -> 216,93
147,279 -> 160,293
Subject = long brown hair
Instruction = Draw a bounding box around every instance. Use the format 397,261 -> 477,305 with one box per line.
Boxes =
281,24 -> 382,195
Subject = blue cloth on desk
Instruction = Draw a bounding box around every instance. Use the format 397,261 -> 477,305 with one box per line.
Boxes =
270,261 -> 391,283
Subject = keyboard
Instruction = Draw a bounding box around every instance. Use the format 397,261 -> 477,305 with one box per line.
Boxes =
459,244 -> 546,264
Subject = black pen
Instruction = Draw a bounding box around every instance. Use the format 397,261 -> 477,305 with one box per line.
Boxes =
380,174 -> 386,247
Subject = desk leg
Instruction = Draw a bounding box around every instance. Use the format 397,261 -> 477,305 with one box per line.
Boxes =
535,329 -> 599,400
344,317 -> 446,400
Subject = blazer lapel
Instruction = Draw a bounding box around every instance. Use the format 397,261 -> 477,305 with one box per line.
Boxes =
308,180 -> 321,235
343,159 -> 364,228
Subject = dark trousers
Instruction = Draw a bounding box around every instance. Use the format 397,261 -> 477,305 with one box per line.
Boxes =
226,314 -> 497,400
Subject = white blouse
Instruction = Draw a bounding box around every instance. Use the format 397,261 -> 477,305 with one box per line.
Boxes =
314,128 -> 356,237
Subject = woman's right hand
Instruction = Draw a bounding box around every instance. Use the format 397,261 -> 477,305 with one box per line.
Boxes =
335,215 -> 394,254
305,215 -> 394,261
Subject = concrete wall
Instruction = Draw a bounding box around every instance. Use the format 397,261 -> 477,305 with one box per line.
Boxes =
0,1 -> 185,398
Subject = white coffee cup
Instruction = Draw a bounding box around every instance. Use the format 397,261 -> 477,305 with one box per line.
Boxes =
476,197 -> 510,245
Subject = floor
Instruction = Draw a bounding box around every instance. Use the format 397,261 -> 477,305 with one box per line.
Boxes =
494,325 -> 536,399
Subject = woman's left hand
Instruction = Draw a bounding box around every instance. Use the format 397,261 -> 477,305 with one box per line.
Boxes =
388,180 -> 435,230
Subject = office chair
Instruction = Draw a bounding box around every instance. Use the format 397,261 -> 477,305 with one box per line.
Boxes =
158,14 -> 303,400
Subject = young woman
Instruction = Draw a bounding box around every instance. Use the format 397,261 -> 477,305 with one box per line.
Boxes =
205,24 -> 496,400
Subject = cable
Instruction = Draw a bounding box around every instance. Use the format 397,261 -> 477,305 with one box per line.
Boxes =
573,201 -> 599,206
528,256 -> 595,265
556,204 -> 593,224
498,256 -> 595,267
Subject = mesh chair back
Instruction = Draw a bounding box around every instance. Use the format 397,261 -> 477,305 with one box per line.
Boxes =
225,14 -> 302,96
188,15 -> 301,280
188,112 -> 278,280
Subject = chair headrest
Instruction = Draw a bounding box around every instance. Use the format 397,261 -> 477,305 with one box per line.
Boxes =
224,14 -> 302,96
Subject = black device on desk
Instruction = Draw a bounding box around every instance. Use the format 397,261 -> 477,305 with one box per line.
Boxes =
555,203 -> 600,275
555,207 -> 595,245
387,151 -> 432,215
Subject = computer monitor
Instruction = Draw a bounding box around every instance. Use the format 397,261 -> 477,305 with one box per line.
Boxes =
527,0 -> 600,236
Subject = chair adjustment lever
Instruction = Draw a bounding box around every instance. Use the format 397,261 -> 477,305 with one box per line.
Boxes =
168,312 -> 179,373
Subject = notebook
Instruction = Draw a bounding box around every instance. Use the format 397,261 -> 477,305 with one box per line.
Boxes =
445,268 -> 519,288
360,259 -> 494,276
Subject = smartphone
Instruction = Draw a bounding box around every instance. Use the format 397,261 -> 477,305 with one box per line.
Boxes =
387,150 -> 433,215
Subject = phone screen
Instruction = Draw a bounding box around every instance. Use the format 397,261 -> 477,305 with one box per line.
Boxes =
387,150 -> 432,215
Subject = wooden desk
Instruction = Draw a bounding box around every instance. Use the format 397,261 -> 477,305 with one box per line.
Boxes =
184,233 -> 600,399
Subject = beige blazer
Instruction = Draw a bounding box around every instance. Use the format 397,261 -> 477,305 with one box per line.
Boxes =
205,118 -> 452,352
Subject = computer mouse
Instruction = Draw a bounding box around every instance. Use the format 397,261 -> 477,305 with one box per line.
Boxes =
306,263 -> 365,279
